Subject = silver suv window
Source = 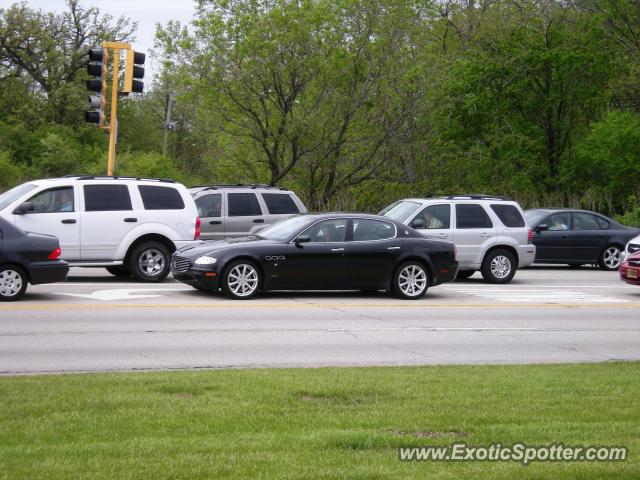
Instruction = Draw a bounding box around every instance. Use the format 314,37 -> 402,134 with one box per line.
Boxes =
262,193 -> 299,214
456,204 -> 493,229
490,204 -> 525,227
413,204 -> 450,229
228,193 -> 262,216
196,194 -> 221,217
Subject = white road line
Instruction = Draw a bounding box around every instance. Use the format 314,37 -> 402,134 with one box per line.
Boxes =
450,287 -> 629,304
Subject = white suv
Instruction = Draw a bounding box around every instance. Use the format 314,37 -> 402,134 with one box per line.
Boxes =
381,195 -> 536,283
0,176 -> 200,282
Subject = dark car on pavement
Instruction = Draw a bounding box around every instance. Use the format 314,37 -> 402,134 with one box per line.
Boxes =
0,217 -> 69,301
524,209 -> 640,270
172,213 -> 458,299
620,251 -> 640,286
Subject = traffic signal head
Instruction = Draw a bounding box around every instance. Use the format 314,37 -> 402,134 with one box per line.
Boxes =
123,50 -> 145,93
85,47 -> 106,125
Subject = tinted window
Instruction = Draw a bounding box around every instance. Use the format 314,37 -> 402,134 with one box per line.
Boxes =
353,219 -> 395,241
196,194 -> 222,218
27,187 -> 74,213
412,204 -> 450,229
262,193 -> 299,214
84,185 -> 132,212
303,219 -> 348,242
138,186 -> 184,210
572,213 -> 600,231
596,216 -> 610,230
456,204 -> 493,229
228,193 -> 262,216
546,212 -> 571,231
490,204 -> 525,227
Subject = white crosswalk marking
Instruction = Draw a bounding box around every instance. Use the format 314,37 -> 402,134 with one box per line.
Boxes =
450,288 -> 630,304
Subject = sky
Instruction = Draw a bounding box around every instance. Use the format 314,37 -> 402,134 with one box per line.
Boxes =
0,0 -> 197,75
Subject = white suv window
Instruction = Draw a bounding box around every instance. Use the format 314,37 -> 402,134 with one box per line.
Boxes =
83,185 -> 132,211
138,186 -> 185,210
27,187 -> 74,213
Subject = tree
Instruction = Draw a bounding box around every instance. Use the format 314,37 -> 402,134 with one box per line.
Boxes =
0,0 -> 136,124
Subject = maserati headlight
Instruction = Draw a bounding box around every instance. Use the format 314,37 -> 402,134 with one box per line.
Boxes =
195,255 -> 217,265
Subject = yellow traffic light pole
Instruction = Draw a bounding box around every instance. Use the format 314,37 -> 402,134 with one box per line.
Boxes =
100,41 -> 131,176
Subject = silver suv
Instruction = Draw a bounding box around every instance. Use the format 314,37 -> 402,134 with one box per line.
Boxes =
380,195 -> 536,283
190,184 -> 307,240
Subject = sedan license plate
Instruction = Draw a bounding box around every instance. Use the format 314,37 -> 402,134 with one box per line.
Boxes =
628,268 -> 638,279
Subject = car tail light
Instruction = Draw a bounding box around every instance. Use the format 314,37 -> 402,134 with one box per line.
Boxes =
48,247 -> 61,260
527,229 -> 533,243
195,217 -> 201,240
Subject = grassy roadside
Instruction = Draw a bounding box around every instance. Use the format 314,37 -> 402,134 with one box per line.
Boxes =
0,362 -> 638,479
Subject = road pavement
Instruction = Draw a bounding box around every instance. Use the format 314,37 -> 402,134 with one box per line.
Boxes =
0,266 -> 638,374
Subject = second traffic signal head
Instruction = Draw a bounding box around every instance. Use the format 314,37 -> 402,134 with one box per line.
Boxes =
123,50 -> 145,93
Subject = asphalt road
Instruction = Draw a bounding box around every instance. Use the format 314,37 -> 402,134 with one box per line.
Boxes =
1,266 -> 638,374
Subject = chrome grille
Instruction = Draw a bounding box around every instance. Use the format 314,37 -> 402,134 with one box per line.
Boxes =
628,243 -> 640,254
171,255 -> 191,273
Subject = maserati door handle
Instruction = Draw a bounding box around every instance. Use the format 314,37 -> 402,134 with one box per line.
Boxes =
387,246 -> 401,251
331,248 -> 345,252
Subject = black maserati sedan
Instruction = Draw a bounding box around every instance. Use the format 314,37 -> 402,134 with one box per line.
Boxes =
172,213 -> 458,299
524,208 -> 640,270
0,218 -> 69,301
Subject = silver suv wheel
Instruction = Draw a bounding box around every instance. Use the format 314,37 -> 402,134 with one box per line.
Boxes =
481,249 -> 516,284
490,255 -> 512,279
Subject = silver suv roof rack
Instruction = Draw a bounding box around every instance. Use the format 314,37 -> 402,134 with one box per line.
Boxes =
425,194 -> 508,200
191,184 -> 287,191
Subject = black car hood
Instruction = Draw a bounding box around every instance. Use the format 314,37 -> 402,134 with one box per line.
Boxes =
176,236 -> 282,258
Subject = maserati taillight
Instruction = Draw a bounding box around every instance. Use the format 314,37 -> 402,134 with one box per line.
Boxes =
48,247 -> 61,260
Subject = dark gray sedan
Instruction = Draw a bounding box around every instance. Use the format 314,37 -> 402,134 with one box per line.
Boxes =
524,208 -> 640,270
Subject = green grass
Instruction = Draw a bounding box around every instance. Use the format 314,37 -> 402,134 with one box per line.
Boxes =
0,362 -> 639,479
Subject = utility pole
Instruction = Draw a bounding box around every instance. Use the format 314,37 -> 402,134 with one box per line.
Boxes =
162,91 -> 174,157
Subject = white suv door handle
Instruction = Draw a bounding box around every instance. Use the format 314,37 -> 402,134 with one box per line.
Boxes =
387,246 -> 401,250
436,233 -> 447,239
480,233 -> 491,238
331,248 -> 345,252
